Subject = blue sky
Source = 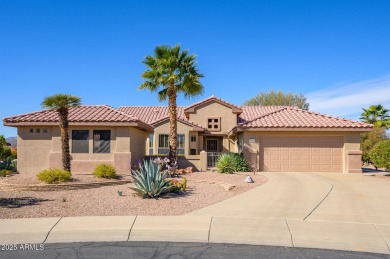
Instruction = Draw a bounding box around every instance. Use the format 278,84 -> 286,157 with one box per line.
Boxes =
1,0 -> 390,137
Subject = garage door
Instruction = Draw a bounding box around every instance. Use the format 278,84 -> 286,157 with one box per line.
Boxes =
260,136 -> 343,172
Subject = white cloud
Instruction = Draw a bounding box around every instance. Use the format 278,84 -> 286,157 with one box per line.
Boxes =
306,75 -> 390,120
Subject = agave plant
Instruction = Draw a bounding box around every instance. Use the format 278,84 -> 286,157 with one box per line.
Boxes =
130,159 -> 172,198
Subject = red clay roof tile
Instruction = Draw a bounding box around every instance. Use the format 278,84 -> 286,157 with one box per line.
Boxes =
3,105 -> 139,124
238,107 -> 372,129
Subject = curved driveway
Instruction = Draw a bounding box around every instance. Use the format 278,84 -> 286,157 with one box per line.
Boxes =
190,172 -> 390,224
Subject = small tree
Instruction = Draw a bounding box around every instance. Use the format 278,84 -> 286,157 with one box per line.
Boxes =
244,90 -> 309,110
361,126 -> 387,165
41,94 -> 81,172
369,140 -> 390,171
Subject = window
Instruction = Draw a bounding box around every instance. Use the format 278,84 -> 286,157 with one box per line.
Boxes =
177,134 -> 185,155
191,135 -> 196,142
93,130 -> 110,153
36,128 -> 40,133
29,128 -> 33,133
148,133 -> 154,155
207,117 -> 220,131
72,130 -> 89,153
43,128 -> 48,133
158,134 -> 185,155
190,149 -> 197,155
158,134 -> 169,155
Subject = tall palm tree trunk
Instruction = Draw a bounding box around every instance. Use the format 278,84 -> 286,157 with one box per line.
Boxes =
58,107 -> 71,172
168,83 -> 177,165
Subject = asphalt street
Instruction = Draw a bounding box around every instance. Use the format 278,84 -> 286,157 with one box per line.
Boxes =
1,241 -> 389,259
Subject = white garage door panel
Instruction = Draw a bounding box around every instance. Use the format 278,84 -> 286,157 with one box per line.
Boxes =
260,136 -> 343,172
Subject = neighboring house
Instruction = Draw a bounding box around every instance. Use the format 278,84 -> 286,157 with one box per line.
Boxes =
3,96 -> 372,174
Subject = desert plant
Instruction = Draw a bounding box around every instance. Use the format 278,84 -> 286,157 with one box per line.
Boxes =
0,169 -> 9,177
130,160 -> 172,198
369,140 -> 390,171
170,177 -> 187,193
93,163 -> 117,179
232,153 -> 250,172
0,158 -> 16,172
216,153 -> 250,173
216,153 -> 236,174
37,169 -> 72,184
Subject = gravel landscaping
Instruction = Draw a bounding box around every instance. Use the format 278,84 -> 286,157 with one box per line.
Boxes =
0,171 -> 267,219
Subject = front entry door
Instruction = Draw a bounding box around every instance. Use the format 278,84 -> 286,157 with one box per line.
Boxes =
207,139 -> 218,152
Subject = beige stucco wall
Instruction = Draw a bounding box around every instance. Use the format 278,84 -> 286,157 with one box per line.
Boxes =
130,127 -> 148,165
17,127 -> 53,174
16,125 -> 148,175
241,131 -> 363,173
188,102 -> 237,133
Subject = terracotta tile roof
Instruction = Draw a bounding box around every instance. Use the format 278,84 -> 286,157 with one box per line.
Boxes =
184,95 -> 242,112
4,105 -> 140,124
238,106 -> 289,123
238,107 -> 372,129
119,106 -> 206,129
119,106 -> 186,124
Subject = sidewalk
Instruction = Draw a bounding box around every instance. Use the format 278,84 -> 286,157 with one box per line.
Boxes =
1,215 -> 390,255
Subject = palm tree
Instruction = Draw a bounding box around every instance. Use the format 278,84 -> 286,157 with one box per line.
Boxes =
360,104 -> 390,128
41,94 -> 81,172
139,45 -> 204,164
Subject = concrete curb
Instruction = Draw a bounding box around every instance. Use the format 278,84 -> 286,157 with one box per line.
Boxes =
1,216 -> 390,255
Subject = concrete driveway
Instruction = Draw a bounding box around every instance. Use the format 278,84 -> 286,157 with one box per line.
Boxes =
187,172 -> 390,254
189,172 -> 390,224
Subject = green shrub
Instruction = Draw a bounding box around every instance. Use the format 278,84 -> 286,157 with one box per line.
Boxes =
216,153 -> 250,174
130,160 -> 172,198
0,169 -> 10,177
93,163 -> 117,179
37,169 -> 72,184
369,140 -> 390,171
232,153 -> 250,172
0,158 -> 16,172
216,153 -> 236,174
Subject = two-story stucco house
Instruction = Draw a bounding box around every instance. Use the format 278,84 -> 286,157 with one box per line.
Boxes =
3,96 -> 372,174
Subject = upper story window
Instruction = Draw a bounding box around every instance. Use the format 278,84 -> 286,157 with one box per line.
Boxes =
191,135 -> 196,142
93,130 -> 111,153
72,130 -> 89,153
207,117 -> 221,131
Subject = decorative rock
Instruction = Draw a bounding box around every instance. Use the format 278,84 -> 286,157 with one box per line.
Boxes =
244,176 -> 254,183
